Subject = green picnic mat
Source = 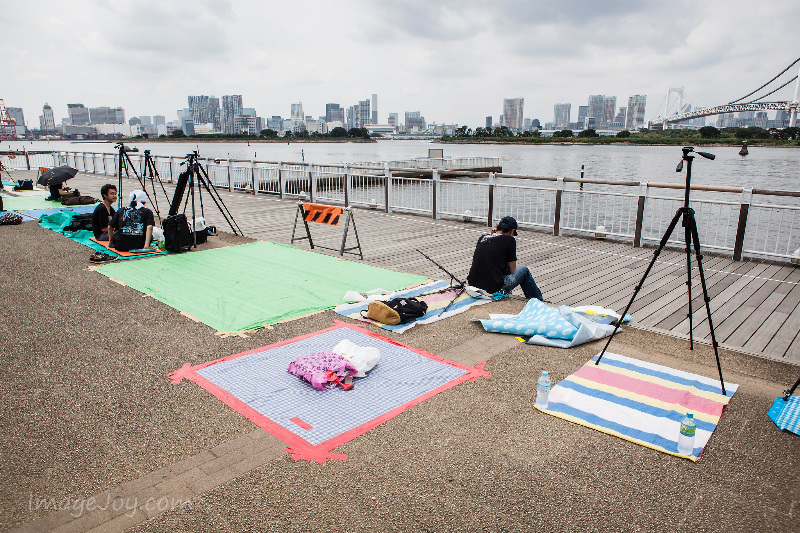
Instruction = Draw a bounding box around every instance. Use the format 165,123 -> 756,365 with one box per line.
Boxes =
1,195 -> 62,211
96,241 -> 428,332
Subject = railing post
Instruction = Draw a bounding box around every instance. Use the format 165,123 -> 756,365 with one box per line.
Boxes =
250,159 -> 256,194
488,172 -> 496,227
432,169 -> 440,220
579,164 -> 584,191
168,156 -> 174,183
227,157 -> 233,192
554,177 -> 564,236
634,182 -> 648,247
733,188 -> 752,261
102,153 -> 108,175
344,163 -> 351,207
24,148 -> 30,170
82,152 -> 87,172
52,151 -> 58,168
384,163 -> 393,213
278,161 -> 285,199
309,164 -> 316,203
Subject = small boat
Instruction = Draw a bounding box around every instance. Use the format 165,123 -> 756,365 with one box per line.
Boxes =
739,141 -> 748,156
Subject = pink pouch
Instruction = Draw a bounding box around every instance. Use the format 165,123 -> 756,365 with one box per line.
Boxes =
287,351 -> 358,390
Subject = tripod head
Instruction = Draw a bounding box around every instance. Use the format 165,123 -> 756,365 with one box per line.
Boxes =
180,150 -> 200,167
676,146 -> 715,172
114,141 -> 139,153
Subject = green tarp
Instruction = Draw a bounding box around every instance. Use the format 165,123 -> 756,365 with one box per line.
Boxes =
96,242 -> 428,332
1,196 -> 63,211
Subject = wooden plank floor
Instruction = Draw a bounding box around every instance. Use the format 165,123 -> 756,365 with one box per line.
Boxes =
30,171 -> 800,363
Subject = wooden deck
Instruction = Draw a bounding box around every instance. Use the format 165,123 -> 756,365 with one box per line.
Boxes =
36,171 -> 800,363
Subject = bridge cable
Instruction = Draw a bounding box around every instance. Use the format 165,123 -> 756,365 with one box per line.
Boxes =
747,75 -> 798,103
728,56 -> 800,104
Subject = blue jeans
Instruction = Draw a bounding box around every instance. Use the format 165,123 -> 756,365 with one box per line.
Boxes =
502,265 -> 543,300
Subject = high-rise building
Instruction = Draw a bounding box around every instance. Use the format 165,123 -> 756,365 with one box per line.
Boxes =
267,116 -> 283,131
577,106 -> 588,129
153,115 -> 165,126
603,96 -> 617,127
388,112 -> 398,128
129,117 -> 142,126
613,107 -> 627,130
39,103 -> 56,132
587,95 -> 605,127
404,111 -> 426,131
222,95 -> 243,134
754,112 -> 768,129
357,99 -> 371,128
89,106 -> 125,124
503,98 -> 524,131
291,103 -> 304,128
7,107 -> 26,136
625,95 -> 647,130
67,104 -> 90,126
485,116 -> 492,129
187,95 -> 220,131
553,103 -> 571,129
523,118 -> 532,130
371,94 -> 378,125
325,103 -> 344,123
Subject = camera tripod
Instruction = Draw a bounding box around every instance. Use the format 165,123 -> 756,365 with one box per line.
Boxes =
595,146 -> 727,395
170,151 -> 242,246
115,142 -> 170,223
416,249 -> 469,314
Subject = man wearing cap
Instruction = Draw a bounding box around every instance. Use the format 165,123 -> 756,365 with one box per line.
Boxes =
467,215 -> 543,300
111,190 -> 155,251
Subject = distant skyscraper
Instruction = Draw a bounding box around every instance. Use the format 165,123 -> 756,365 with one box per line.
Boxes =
524,118 -> 532,130
67,104 -> 90,126
221,95 -> 243,134
188,95 -> 219,130
577,106 -> 588,128
356,99 -> 371,128
89,106 -> 125,124
625,95 -> 647,130
388,112 -> 398,128
503,98 -> 524,131
371,94 -> 378,125
6,107 -> 26,135
553,103 -> 571,129
129,117 -> 142,126
603,96 -> 617,127
404,111 -> 426,131
613,107 -> 627,129
39,103 -> 55,132
325,103 -> 341,122
291,103 -> 304,128
485,116 -> 492,129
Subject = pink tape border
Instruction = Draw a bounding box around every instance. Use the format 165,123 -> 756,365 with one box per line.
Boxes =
168,320 -> 490,463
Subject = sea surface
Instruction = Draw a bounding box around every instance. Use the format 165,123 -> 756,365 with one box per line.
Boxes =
3,139 -> 799,191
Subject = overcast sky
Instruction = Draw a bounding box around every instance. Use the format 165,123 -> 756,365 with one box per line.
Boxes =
3,0 -> 799,128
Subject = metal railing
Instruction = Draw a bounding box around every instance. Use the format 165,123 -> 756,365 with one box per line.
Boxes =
3,149 -> 799,263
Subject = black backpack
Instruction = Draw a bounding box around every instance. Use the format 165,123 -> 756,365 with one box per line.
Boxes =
385,297 -> 428,323
163,214 -> 193,252
65,213 -> 93,232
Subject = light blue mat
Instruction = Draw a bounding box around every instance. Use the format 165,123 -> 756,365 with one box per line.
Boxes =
196,326 -> 467,446
768,396 -> 800,435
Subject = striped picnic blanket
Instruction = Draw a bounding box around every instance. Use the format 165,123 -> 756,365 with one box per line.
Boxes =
537,352 -> 738,461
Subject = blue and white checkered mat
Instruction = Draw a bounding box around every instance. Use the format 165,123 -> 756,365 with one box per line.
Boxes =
768,396 -> 800,435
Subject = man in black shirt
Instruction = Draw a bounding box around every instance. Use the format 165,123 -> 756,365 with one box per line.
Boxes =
91,184 -> 117,240
111,190 -> 155,251
467,216 -> 543,300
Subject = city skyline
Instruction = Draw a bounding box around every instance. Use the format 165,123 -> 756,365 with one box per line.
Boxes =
2,1 -> 799,129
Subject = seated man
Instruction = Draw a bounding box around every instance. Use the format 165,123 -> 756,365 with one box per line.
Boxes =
111,190 -> 155,251
467,215 -> 543,300
91,184 -> 117,241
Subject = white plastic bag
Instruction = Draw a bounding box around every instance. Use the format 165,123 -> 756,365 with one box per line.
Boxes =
332,339 -> 380,377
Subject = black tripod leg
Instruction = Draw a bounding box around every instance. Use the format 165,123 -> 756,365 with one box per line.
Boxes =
784,375 -> 800,400
684,211 -> 694,349
596,208 -> 684,365
687,215 -> 726,396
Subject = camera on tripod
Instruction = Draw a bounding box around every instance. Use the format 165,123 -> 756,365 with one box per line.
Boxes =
114,142 -> 139,153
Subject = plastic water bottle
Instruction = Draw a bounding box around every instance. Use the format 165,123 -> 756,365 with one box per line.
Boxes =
536,371 -> 551,408
677,413 -> 696,455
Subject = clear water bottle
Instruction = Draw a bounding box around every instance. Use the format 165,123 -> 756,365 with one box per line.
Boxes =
677,412 -> 696,455
536,371 -> 551,408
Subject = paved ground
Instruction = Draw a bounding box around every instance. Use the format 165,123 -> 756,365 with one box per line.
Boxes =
1,188 -> 799,531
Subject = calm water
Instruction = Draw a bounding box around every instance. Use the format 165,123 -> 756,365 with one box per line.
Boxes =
4,139 -> 799,190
